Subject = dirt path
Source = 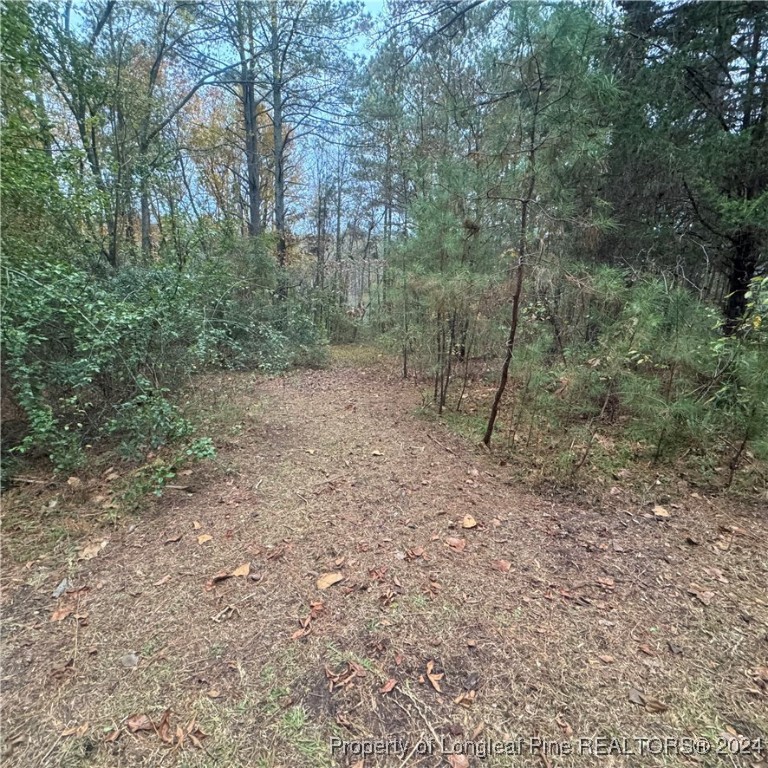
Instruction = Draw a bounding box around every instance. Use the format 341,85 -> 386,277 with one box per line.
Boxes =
2,358 -> 766,767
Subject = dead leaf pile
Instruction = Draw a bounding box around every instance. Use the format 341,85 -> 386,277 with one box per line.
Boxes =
292,600 -> 324,640
116,709 -> 207,750
424,659 -> 444,692
325,661 -> 367,692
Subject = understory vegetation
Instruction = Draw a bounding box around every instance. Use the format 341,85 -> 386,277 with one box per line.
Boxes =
376,259 -> 768,491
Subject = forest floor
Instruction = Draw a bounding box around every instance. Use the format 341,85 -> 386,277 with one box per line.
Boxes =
1,347 -> 767,768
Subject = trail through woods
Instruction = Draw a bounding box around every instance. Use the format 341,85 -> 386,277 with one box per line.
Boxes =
1,357 -> 767,767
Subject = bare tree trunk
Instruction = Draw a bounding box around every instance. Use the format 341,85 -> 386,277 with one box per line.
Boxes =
483,60 -> 542,447
141,182 -> 151,259
270,3 -> 287,270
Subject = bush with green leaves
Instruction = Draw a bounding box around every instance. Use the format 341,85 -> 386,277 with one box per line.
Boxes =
1,240 -> 328,473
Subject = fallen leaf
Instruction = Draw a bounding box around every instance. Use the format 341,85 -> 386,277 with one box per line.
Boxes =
446,537 -> 466,552
51,605 -> 74,622
163,533 -> 182,544
197,534 -> 212,545
447,755 -> 470,768
193,521 -> 202,530
207,689 -> 221,699
598,654 -> 615,664
157,709 -> 172,743
153,575 -> 171,587
644,697 -> 668,713
462,515 -> 478,529
105,472 -> 120,482
638,644 -> 656,656
379,678 -> 397,693
653,505 -> 670,518
231,563 -> 250,577
426,659 -> 444,693
371,450 -> 383,456
492,559 -> 511,573
667,641 -> 683,655
126,713 -> 153,733
104,729 -> 120,743
627,688 -> 668,713
61,723 -> 88,738
205,570 -> 232,590
317,572 -> 344,590
78,540 -> 107,560
688,584 -> 714,606
66,477 -> 82,489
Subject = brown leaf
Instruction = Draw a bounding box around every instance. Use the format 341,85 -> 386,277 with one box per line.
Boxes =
66,476 -> 82,488
638,644 -> 656,656
197,533 -> 212,544
193,521 -> 202,530
598,654 -> 615,664
426,659 -> 444,693
126,713 -> 153,733
153,575 -> 171,587
317,572 -> 344,589
688,584 -> 714,606
207,689 -> 221,699
653,505 -> 670,518
447,755 -> 470,768
61,723 -> 88,738
446,537 -> 466,552
461,515 -> 478,529
628,687 -> 645,706
157,709 -> 172,743
204,570 -> 232,591
51,605 -> 75,622
78,540 -> 107,560
379,678 -> 397,694
492,559 -> 511,573
163,533 -> 182,544
644,697 -> 668,713
231,563 -> 250,577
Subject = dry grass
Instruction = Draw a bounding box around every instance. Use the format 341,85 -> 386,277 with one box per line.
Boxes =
1,358 -> 766,768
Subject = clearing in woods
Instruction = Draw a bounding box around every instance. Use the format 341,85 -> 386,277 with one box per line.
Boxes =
1,351 -> 766,767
